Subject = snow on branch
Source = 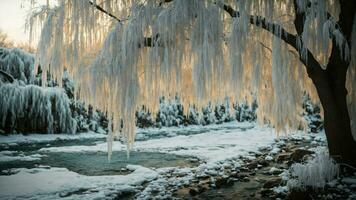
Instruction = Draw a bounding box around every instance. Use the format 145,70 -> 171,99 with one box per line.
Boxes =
220,3 -> 323,73
0,70 -> 14,83
88,0 -> 122,22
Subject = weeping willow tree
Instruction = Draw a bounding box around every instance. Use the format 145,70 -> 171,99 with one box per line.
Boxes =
28,0 -> 356,166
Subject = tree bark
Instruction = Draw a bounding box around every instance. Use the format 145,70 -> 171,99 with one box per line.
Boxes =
314,0 -> 356,167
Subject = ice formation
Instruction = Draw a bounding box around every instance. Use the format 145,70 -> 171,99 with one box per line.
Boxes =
27,0 -> 354,154
288,151 -> 339,189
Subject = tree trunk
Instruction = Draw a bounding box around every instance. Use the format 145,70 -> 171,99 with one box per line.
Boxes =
303,0 -> 356,167
311,45 -> 356,167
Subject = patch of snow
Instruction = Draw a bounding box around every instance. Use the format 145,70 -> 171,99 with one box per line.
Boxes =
273,186 -> 289,194
0,132 -> 106,144
279,170 -> 290,181
0,166 -> 158,200
270,147 -> 281,155
265,155 -> 274,161
0,151 -> 45,162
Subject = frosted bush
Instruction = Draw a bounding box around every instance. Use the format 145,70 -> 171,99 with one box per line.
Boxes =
156,96 -> 185,127
288,151 -> 339,189
0,47 -> 35,84
0,83 -> 75,134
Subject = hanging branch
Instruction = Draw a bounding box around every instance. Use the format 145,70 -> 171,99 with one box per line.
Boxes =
220,3 -> 324,75
88,1 -> 121,22
0,70 -> 14,83
88,0 -> 160,47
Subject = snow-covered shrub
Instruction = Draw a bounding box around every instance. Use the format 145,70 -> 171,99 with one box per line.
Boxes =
287,151 -> 339,189
214,98 -> 234,124
0,83 -> 75,134
69,100 -> 108,133
0,47 -> 35,84
233,99 -> 258,122
303,95 -> 323,133
62,69 -> 74,99
187,105 -> 200,125
201,102 -> 216,125
46,69 -> 58,87
156,96 -> 185,127
136,105 -> 154,128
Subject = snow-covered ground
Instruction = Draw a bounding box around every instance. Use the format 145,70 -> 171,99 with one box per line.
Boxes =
0,122 -> 319,199
0,165 -> 157,200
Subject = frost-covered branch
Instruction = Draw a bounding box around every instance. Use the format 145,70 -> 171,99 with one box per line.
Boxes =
88,0 -> 121,22
88,0 -> 158,47
0,70 -> 14,83
221,3 -> 324,74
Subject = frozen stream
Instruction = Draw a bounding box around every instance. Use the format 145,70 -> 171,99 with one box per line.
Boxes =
0,122 -> 283,199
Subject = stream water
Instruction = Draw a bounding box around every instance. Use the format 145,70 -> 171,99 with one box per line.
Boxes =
0,123 -> 253,176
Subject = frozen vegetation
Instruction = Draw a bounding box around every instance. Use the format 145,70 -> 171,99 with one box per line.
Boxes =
0,46 -> 324,136
288,151 -> 339,189
0,47 -> 34,84
0,83 -> 75,134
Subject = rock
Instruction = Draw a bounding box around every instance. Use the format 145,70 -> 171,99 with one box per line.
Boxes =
337,184 -> 344,189
265,156 -> 274,161
270,147 -> 281,155
342,178 -> 356,185
189,187 -> 199,196
240,167 -> 250,172
234,172 -> 249,179
269,167 -> 283,175
287,189 -> 312,200
258,157 -> 270,166
189,184 -> 207,196
247,161 -> 258,169
249,172 -> 256,176
260,188 -> 273,197
290,149 -> 313,162
214,176 -> 234,188
242,177 -> 250,182
277,153 -> 291,162
263,177 -> 282,188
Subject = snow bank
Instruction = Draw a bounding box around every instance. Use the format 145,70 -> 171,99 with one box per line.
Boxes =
0,166 -> 158,199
